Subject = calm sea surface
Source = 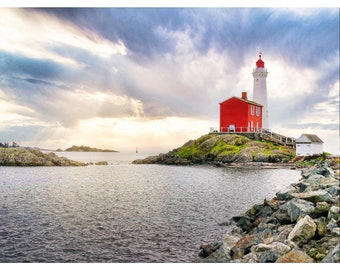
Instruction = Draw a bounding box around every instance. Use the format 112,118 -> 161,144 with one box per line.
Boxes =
0,152 -> 301,262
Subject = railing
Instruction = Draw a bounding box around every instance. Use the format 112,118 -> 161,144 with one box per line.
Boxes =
209,127 -> 266,133
209,127 -> 296,146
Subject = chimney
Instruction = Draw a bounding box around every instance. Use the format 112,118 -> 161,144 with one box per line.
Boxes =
242,92 -> 248,100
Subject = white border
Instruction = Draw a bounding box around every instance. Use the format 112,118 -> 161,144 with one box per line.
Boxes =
0,0 -> 339,7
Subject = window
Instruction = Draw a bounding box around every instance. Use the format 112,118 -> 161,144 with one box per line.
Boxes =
256,106 -> 260,116
250,105 -> 254,115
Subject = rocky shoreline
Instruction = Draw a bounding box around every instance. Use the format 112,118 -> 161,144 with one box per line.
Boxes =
0,148 -> 86,166
198,157 -> 340,263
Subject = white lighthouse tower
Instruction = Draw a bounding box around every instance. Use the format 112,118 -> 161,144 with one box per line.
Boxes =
252,53 -> 269,130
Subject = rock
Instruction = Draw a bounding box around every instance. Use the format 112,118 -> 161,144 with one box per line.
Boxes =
242,252 -> 259,263
286,198 -> 315,222
300,182 -> 312,192
291,190 -> 332,203
302,166 -> 316,179
313,165 -> 333,177
95,161 -> 108,165
306,174 -> 325,185
201,244 -> 232,262
288,215 -> 316,246
230,234 -> 260,259
253,242 -> 291,255
233,216 -> 254,232
259,250 -> 282,263
273,202 -> 291,224
255,205 -> 274,220
275,250 -> 314,263
326,218 -> 338,231
199,242 -> 222,258
276,186 -> 297,201
264,198 -> 285,211
222,233 -> 241,255
327,206 -> 340,220
331,227 -> 340,236
314,217 -> 327,239
327,185 -> 340,196
310,201 -> 331,218
318,178 -> 340,189
321,244 -> 340,263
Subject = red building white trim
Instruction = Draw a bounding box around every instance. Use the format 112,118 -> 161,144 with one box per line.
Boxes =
219,92 -> 263,133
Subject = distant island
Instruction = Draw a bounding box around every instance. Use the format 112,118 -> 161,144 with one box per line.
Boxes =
61,145 -> 118,152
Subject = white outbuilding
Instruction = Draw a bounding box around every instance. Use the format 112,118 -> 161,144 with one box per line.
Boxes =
295,134 -> 324,156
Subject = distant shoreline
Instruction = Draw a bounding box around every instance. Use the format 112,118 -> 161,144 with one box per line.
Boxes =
57,145 -> 119,152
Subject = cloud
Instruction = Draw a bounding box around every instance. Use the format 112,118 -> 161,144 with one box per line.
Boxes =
0,8 -> 338,153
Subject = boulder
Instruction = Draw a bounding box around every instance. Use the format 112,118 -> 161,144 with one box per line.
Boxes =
273,202 -> 291,224
314,217 -> 327,239
318,178 -> 340,189
321,244 -> 340,263
288,215 -> 316,246
326,185 -> 340,196
264,198 -> 285,211
313,165 -> 333,177
291,190 -> 332,203
327,206 -> 340,220
230,234 -> 260,259
275,250 -> 314,263
276,186 -> 297,201
331,227 -> 340,236
242,252 -> 259,263
201,245 -> 232,263
286,198 -> 315,222
310,201 -> 331,218
199,242 -> 222,258
259,250 -> 282,263
306,174 -> 325,185
253,242 -> 291,255
222,233 -> 241,255
326,218 -> 338,231
233,215 -> 254,232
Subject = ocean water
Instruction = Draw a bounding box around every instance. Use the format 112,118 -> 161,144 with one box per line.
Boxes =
0,152 -> 301,262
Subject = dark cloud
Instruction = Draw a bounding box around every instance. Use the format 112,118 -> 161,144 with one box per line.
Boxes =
35,8 -> 339,67
36,8 -> 186,60
1,8 -> 338,130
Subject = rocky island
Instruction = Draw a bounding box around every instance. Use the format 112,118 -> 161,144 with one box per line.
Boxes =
133,133 -> 295,167
0,147 -> 86,166
62,145 -> 118,152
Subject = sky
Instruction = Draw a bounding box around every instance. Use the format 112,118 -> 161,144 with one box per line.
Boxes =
0,4 -> 339,154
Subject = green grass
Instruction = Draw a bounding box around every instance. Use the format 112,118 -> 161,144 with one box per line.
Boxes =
175,133 -> 295,162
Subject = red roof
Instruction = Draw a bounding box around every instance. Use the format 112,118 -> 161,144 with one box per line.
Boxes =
256,54 -> 265,68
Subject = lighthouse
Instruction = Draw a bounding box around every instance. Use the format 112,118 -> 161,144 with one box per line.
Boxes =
252,53 -> 269,130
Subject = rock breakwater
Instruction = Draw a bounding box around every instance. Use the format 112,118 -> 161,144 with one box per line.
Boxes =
199,157 -> 340,263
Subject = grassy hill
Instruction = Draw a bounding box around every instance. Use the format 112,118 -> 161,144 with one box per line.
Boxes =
133,133 -> 295,165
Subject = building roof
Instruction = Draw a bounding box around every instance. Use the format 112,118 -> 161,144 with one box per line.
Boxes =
219,96 -> 263,107
296,134 -> 324,143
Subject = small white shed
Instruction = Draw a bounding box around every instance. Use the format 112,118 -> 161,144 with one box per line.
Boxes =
295,134 -> 323,156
